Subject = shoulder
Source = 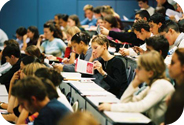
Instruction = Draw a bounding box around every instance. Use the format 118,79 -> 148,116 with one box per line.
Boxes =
151,79 -> 175,91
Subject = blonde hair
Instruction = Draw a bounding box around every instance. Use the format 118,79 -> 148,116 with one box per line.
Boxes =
23,62 -> 46,76
137,50 -> 167,85
59,111 -> 99,125
83,4 -> 93,11
101,5 -> 120,18
66,26 -> 80,37
91,35 -> 109,49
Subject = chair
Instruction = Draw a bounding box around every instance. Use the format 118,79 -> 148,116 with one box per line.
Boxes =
72,101 -> 79,112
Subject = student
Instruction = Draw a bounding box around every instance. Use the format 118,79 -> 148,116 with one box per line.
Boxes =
37,23 -> 66,57
100,10 -> 150,46
98,50 -> 175,125
96,17 -> 104,27
93,6 -> 102,19
137,0 -> 155,16
54,32 -> 92,72
0,28 -> 8,47
15,27 -> 29,49
156,0 -> 175,11
148,13 -> 165,35
90,35 -> 128,98
11,76 -> 71,125
119,20 -> 153,56
81,4 -> 97,27
26,26 -> 39,47
67,15 -> 85,31
103,15 -> 121,40
59,14 -> 69,31
0,45 -> 21,91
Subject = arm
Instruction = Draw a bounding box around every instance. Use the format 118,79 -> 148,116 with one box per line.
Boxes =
21,34 -> 28,51
16,109 -> 29,124
37,34 -> 45,51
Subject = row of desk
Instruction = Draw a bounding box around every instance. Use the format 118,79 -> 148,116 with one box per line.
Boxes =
60,79 -> 152,125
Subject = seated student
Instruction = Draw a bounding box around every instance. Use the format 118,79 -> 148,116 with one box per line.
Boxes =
37,23 -> 66,57
100,10 -> 150,47
26,26 -> 39,47
119,20 -> 153,57
160,20 -> 184,55
96,17 -> 104,27
137,0 -> 155,16
93,6 -> 102,19
35,68 -> 73,112
0,28 -> 8,47
98,50 -> 175,125
11,76 -> 71,125
103,15 -> 121,40
0,45 -> 21,91
15,27 -> 29,49
59,14 -> 69,32
67,15 -> 85,31
90,35 -> 128,98
54,32 -> 92,72
148,13 -> 165,35
81,4 -> 97,27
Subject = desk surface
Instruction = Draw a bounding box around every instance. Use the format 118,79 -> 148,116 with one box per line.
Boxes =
0,85 -> 8,96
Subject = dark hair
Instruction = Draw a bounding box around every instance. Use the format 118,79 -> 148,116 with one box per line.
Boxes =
104,15 -> 118,28
2,45 -> 20,58
35,68 -> 64,87
16,27 -> 27,36
174,48 -> 184,65
178,19 -> 184,32
145,35 -> 169,59
40,78 -> 59,100
69,15 -> 81,27
11,76 -> 47,102
149,13 -> 165,24
27,26 -> 39,40
71,32 -> 90,45
155,6 -> 166,16
4,39 -> 19,47
93,6 -> 102,14
137,0 -> 148,3
60,14 -> 69,22
135,10 -> 150,21
159,20 -> 180,33
21,56 -> 37,65
132,19 -> 150,32
55,14 -> 62,19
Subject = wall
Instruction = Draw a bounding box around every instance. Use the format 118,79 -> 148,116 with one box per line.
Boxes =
0,0 -> 157,39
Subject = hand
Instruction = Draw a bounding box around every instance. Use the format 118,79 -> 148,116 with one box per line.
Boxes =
53,64 -> 64,72
98,103 -> 111,111
62,58 -> 69,64
133,46 -> 144,55
23,34 -> 27,41
100,26 -> 109,36
10,70 -> 21,84
119,48 -> 129,56
93,61 -> 104,75
132,75 -> 144,88
38,34 -> 45,41
47,55 -> 57,60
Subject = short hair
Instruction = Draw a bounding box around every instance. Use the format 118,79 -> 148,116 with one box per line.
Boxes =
159,20 -> 180,33
21,56 -> 37,65
148,13 -> 165,24
137,0 -> 148,3
178,19 -> 184,32
66,26 -> 80,37
71,31 -> 91,45
16,27 -> 27,36
145,35 -> 169,59
93,6 -> 102,14
60,14 -> 69,22
174,48 -> 184,66
2,45 -> 20,58
91,35 -> 109,49
11,76 -> 47,102
68,15 -> 81,27
83,4 -> 93,11
104,15 -> 118,28
35,68 -> 64,87
135,10 -> 150,20
132,19 -> 150,32
4,39 -> 19,47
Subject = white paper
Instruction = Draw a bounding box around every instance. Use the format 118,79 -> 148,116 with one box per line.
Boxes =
166,9 -> 182,21
0,85 -> 8,96
61,72 -> 81,80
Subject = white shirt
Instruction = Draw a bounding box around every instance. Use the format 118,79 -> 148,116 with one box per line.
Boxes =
0,29 -> 8,47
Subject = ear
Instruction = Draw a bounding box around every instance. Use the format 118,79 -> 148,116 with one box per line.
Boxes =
103,43 -> 107,49
143,17 -> 147,21
80,41 -> 84,45
30,96 -> 37,104
148,70 -> 154,78
11,55 -> 15,59
158,22 -> 162,28
141,28 -> 145,33
169,28 -> 174,34
159,50 -> 162,55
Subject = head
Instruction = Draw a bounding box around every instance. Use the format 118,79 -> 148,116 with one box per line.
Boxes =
71,32 -> 90,54
66,26 -> 80,41
96,17 -> 104,26
134,10 -> 150,23
16,27 -> 27,41
148,13 -> 165,35
145,35 -> 169,59
59,14 -> 69,27
91,35 -> 109,59
83,5 -> 94,19
132,20 -> 150,41
11,76 -> 48,114
103,15 -> 118,29
137,0 -> 148,9
178,19 -> 184,33
35,68 -> 64,87
93,6 -> 102,18
159,20 -> 180,46
43,23 -> 55,40
20,56 -> 37,70
59,111 -> 99,125
155,6 -> 166,16
101,5 -> 114,17
136,50 -> 166,85
27,26 -> 39,40
54,14 -> 61,25
176,3 -> 183,13
4,39 -> 19,48
169,48 -> 184,85
2,45 -> 20,65
68,15 -> 81,27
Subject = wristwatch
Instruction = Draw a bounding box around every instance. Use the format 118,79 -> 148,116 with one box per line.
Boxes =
103,72 -> 108,78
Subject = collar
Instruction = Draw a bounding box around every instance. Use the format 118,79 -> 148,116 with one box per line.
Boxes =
174,32 -> 184,47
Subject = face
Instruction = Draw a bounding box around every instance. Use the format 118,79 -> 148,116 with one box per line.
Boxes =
103,20 -> 112,29
91,42 -> 105,58
20,61 -> 25,70
138,1 -> 147,8
169,53 -> 184,81
71,42 -> 83,54
5,56 -> 14,65
149,21 -> 159,35
66,34 -> 72,41
67,18 -> 76,27
134,14 -> 143,23
163,31 -> 174,46
16,33 -> 23,41
94,13 -> 101,19
85,10 -> 93,19
18,98 -> 36,114
44,28 -> 53,40
176,3 -> 183,13
134,30 -> 146,41
136,65 -> 152,83
59,19 -> 67,27
96,19 -> 104,26
27,29 -> 34,39
54,16 -> 59,25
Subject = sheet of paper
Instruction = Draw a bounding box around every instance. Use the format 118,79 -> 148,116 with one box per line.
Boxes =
166,9 -> 182,21
61,72 -> 81,80
0,85 -> 8,96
